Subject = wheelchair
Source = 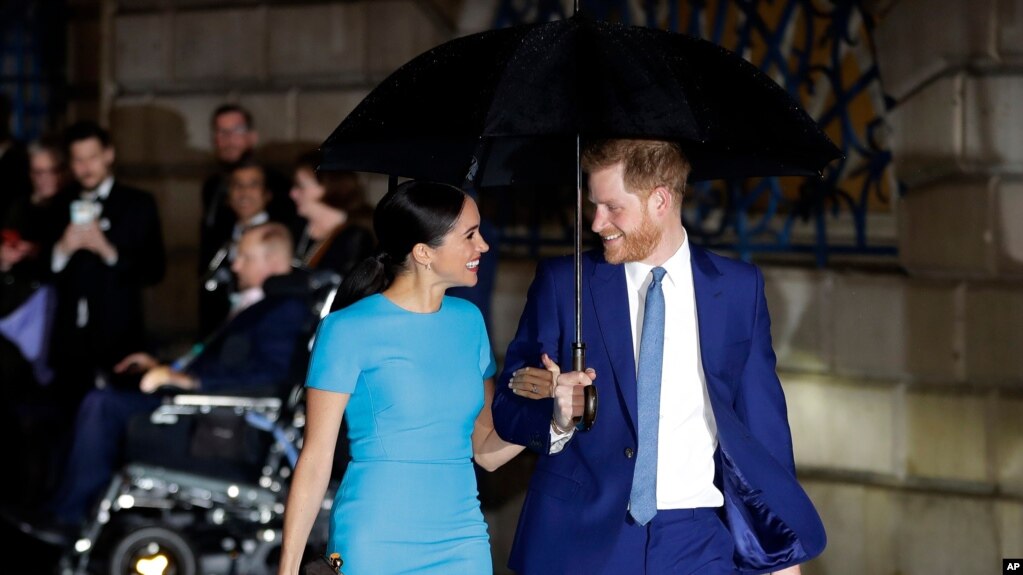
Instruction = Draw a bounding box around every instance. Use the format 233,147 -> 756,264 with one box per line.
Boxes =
57,269 -> 342,575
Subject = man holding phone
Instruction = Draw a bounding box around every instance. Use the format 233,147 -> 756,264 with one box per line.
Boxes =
49,121 -> 165,404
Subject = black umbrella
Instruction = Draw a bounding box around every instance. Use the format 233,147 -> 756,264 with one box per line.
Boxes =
320,12 -> 840,429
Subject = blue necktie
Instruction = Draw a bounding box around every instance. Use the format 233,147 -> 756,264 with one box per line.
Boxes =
630,266 -> 666,526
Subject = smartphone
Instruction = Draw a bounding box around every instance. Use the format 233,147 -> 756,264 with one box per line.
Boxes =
70,199 -> 100,225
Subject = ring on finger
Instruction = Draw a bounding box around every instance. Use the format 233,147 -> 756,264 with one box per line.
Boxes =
531,384 -> 537,394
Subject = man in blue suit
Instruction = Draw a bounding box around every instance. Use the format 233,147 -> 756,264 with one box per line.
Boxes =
492,139 -> 824,574
36,223 -> 311,538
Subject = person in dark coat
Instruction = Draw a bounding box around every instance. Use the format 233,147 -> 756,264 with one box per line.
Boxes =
199,104 -> 296,335
48,121 -> 165,402
289,151 -> 375,278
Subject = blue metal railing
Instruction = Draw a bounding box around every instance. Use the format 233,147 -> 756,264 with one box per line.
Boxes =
0,0 -> 65,143
491,0 -> 897,266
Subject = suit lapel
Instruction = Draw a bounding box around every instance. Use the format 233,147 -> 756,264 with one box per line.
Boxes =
692,246 -> 729,401
590,256 -> 639,436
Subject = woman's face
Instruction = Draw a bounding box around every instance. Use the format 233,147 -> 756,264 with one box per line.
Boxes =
290,167 -> 326,216
30,150 -> 62,200
427,198 -> 489,289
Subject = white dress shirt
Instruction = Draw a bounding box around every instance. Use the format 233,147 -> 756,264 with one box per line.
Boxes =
550,234 -> 723,510
624,235 -> 722,510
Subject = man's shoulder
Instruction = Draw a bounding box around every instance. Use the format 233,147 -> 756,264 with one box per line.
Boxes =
110,182 -> 157,204
691,244 -> 758,277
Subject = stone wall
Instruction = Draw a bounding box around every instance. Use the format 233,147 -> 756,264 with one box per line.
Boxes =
780,0 -> 1023,572
86,0 -> 454,342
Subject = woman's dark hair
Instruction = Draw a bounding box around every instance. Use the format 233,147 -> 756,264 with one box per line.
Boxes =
332,180 -> 467,311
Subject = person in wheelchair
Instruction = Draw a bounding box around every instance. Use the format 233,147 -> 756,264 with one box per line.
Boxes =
30,222 -> 311,545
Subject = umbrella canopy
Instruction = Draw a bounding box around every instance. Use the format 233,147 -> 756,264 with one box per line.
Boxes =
319,12 -> 841,430
320,12 -> 841,186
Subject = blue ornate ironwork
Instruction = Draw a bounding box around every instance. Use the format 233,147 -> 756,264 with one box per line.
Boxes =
0,0 -> 65,142
490,0 -> 897,266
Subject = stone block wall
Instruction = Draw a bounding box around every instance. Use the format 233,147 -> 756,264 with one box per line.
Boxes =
88,0 -> 453,340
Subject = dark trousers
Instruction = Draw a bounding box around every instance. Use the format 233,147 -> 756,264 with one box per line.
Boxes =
48,388 -> 161,525
600,507 -> 736,575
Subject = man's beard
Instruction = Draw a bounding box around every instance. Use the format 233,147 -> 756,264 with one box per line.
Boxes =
602,211 -> 662,265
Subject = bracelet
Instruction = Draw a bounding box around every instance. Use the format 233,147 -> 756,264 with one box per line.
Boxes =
551,416 -> 574,435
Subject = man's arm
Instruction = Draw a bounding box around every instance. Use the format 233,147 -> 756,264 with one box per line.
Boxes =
492,260 -> 567,452
191,298 -> 309,394
109,191 -> 165,286
734,265 -> 796,474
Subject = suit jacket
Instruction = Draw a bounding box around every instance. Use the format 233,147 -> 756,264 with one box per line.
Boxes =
50,183 -> 165,372
491,247 -> 825,575
188,292 -> 312,395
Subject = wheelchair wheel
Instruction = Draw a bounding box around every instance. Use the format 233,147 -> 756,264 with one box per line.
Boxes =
107,525 -> 197,575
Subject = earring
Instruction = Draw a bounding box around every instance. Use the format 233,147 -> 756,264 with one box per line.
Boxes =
426,262 -> 432,271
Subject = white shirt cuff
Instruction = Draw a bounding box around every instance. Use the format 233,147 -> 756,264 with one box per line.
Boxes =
548,423 -> 575,454
51,248 -> 70,273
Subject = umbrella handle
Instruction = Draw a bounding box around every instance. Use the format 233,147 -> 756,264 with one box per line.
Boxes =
572,342 -> 597,431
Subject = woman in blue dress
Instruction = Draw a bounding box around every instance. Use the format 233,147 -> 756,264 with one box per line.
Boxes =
279,181 -> 558,574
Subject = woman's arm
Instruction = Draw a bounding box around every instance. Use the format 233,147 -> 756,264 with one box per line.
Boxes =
278,388 -> 349,575
472,378 -> 526,471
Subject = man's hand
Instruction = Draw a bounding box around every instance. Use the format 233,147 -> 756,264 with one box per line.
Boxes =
56,223 -> 87,256
77,222 -> 118,262
114,352 -> 159,374
140,365 -> 197,394
508,353 -> 595,431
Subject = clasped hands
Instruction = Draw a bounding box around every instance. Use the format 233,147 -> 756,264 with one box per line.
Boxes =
114,352 -> 198,393
58,221 -> 117,262
508,353 -> 595,432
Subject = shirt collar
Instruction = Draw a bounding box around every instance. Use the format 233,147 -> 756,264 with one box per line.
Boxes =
82,176 -> 115,200
623,230 -> 691,289
229,287 -> 265,314
239,211 -> 269,228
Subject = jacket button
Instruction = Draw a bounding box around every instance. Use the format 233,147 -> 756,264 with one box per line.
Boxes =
624,447 -> 634,458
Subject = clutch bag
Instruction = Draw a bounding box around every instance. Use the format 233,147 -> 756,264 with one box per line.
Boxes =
302,552 -> 344,575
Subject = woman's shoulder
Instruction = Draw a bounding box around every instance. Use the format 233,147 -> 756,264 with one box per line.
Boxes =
442,296 -> 486,324
322,293 -> 384,326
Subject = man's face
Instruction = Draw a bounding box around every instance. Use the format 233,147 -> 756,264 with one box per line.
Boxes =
212,111 -> 257,165
231,232 -> 275,291
228,166 -> 271,222
588,163 -> 663,265
69,138 -> 114,191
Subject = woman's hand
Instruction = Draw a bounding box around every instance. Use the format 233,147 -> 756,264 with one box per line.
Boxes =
508,354 -> 595,431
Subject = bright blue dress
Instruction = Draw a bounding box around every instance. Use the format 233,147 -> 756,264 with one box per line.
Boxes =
306,293 -> 497,574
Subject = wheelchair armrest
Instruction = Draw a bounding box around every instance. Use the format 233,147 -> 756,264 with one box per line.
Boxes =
147,395 -> 283,426
169,394 -> 282,411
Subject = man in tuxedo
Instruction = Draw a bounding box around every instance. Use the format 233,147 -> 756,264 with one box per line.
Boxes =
200,104 -> 295,336
35,223 -> 311,538
492,139 -> 824,575
49,121 -> 165,401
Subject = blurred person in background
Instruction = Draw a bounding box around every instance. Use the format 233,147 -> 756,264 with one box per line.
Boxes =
0,138 -> 70,513
21,223 -> 310,545
200,159 -> 287,333
199,104 -> 296,335
48,121 -> 165,405
290,151 -> 374,278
